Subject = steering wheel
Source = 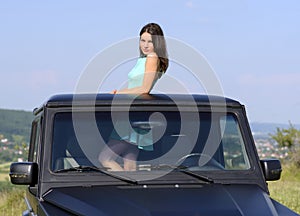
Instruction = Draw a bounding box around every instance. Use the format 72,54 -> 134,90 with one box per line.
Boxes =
176,153 -> 224,170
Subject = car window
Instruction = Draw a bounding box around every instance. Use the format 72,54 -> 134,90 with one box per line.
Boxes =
220,115 -> 250,170
51,111 -> 251,173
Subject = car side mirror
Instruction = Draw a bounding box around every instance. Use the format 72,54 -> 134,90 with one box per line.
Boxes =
260,159 -> 282,181
9,162 -> 38,186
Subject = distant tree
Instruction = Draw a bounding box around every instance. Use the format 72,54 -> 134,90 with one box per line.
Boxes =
12,134 -> 25,146
12,134 -> 28,160
0,109 -> 32,142
270,122 -> 300,167
270,122 -> 300,149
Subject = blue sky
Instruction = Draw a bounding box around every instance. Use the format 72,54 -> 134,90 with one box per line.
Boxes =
0,1 -> 299,124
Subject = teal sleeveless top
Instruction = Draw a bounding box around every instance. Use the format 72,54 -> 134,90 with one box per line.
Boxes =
128,57 -> 160,90
128,57 -> 147,89
110,57 -> 158,151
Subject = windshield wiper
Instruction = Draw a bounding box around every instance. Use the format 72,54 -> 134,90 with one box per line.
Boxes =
177,166 -> 214,183
151,164 -> 214,183
54,165 -> 138,184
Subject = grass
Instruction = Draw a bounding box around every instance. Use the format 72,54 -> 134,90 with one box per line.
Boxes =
0,163 -> 11,181
268,164 -> 300,214
0,162 -> 299,215
0,183 -> 26,216
0,163 -> 26,216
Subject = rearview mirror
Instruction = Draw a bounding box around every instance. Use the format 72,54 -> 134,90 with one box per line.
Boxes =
9,162 -> 38,186
260,159 -> 282,181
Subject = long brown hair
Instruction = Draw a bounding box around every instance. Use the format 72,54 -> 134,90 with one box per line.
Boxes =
139,23 -> 169,73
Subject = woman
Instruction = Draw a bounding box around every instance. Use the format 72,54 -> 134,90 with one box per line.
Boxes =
111,22 -> 168,94
99,23 -> 169,171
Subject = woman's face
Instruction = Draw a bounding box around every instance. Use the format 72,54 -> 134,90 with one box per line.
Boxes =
140,32 -> 154,55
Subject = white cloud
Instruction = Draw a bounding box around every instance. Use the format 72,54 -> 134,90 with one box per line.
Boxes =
27,70 -> 59,89
185,1 -> 195,9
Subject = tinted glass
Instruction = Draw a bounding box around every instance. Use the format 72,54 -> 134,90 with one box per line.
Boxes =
51,111 -> 250,172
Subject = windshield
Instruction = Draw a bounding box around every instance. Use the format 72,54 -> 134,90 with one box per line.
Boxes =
51,111 -> 250,179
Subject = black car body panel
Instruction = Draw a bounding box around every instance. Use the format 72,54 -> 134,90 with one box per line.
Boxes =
39,185 -> 295,216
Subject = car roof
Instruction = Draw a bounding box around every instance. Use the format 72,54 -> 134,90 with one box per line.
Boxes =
42,93 -> 242,108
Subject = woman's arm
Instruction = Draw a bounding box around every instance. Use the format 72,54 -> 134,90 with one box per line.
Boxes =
114,54 -> 159,94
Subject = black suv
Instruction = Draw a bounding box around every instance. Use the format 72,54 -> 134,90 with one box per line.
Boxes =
10,94 -> 298,215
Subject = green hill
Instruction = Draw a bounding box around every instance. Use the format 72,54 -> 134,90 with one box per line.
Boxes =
0,108 -> 33,143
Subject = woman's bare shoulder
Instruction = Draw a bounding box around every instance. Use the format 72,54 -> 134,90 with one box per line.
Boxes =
146,52 -> 159,65
145,52 -> 159,71
146,52 -> 158,58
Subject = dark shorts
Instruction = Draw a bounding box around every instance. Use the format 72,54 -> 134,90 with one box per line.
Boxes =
100,139 -> 139,161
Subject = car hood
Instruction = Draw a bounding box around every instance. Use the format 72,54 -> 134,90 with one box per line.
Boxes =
42,184 -> 297,216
